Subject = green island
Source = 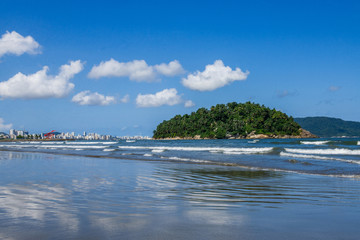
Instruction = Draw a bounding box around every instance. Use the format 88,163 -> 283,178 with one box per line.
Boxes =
153,102 -> 317,139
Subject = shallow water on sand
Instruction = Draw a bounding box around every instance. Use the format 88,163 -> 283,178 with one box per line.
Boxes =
0,150 -> 359,239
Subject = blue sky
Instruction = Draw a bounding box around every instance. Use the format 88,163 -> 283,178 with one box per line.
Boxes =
0,0 -> 359,136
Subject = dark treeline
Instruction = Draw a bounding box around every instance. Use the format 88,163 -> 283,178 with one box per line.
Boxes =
153,102 -> 301,139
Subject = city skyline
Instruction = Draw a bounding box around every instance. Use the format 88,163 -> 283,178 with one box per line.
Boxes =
1,0 -> 360,136
2,128 -> 150,140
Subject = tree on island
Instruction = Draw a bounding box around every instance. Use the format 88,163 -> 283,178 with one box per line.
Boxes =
153,102 -> 302,139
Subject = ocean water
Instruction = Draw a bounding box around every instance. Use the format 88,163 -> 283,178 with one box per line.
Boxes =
1,137 -> 360,177
0,138 -> 360,239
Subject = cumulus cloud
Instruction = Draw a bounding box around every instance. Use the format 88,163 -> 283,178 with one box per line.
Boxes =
136,88 -> 183,107
88,59 -> 155,81
0,31 -> 40,58
72,91 -> 116,106
120,94 -> 130,103
0,118 -> 12,131
0,60 -> 83,99
184,100 -> 195,108
88,59 -> 184,81
182,60 -> 249,91
154,60 -> 185,76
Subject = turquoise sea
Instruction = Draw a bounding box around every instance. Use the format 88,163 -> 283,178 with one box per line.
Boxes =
0,138 -> 359,239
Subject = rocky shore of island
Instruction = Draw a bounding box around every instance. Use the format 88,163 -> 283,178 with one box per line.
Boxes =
155,128 -> 318,140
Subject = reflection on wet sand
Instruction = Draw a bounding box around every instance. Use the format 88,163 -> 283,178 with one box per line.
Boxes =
0,151 -> 359,239
0,183 -> 79,232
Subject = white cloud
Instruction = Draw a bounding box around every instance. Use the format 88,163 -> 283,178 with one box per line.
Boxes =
72,91 -> 116,106
154,60 -> 185,76
136,88 -> 183,107
0,31 -> 40,58
0,118 -> 12,131
88,59 -> 155,81
182,60 -> 249,91
184,100 -> 195,108
120,94 -> 130,103
88,59 -> 184,81
0,60 -> 83,99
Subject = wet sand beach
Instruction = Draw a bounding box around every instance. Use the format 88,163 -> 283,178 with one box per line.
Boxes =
0,148 -> 359,239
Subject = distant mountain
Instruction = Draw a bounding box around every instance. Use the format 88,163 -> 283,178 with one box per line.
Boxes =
294,117 -> 360,137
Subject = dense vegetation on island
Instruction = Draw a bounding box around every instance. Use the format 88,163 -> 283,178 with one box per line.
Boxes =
295,117 -> 360,137
153,102 -> 302,139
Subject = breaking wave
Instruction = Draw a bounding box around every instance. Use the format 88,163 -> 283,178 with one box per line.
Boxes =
300,141 -> 330,145
152,149 -> 165,153
0,144 -> 108,149
284,148 -> 360,156
66,141 -> 102,145
103,149 -> 116,152
102,142 -> 118,145
280,152 -> 360,164
162,156 -> 212,164
118,146 -> 273,154
64,141 -> 118,145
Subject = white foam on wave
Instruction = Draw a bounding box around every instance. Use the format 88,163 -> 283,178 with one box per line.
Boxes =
300,141 -> 330,145
209,150 -> 220,153
152,149 -> 165,153
103,149 -> 116,152
285,148 -> 360,156
47,145 -> 108,149
164,156 -> 212,164
118,146 -> 273,154
66,141 -> 101,145
223,151 -> 257,155
41,141 -> 65,144
0,143 -> 109,150
103,142 -> 118,145
144,153 -> 153,157
66,141 -> 118,145
10,144 -> 108,149
20,141 -> 41,144
0,144 -> 26,148
358,141 -> 360,145
280,152 -> 360,164
248,140 -> 259,144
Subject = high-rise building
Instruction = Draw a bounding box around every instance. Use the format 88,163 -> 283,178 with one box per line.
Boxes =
9,129 -> 16,135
